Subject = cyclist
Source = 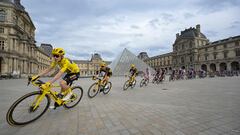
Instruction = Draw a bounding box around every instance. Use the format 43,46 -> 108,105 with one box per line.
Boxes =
97,62 -> 112,91
129,64 -> 138,85
145,68 -> 150,81
31,48 -> 80,101
159,69 -> 165,81
153,69 -> 160,82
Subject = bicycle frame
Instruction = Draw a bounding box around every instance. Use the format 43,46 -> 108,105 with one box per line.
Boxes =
30,79 -> 65,111
92,76 -> 103,90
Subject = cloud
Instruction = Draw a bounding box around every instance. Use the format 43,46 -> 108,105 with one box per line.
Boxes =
184,13 -> 195,19
21,0 -> 240,61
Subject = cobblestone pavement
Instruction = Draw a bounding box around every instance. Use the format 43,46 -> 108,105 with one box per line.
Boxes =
0,76 -> 240,135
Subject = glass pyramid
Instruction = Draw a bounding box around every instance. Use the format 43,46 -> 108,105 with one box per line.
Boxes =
109,48 -> 155,76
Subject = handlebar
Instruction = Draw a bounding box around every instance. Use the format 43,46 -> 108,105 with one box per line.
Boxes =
27,76 -> 45,87
92,76 -> 102,81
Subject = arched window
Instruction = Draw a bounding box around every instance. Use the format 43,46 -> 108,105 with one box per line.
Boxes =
0,10 -> 6,22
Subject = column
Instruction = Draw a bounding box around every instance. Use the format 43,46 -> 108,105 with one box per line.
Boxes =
227,62 -> 231,71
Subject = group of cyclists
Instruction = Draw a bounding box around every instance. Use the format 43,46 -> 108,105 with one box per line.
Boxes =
30,48 -> 142,107
34,47 -> 236,107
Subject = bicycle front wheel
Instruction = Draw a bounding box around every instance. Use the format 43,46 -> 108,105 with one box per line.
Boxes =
123,80 -> 129,90
88,83 -> 99,98
6,91 -> 50,126
103,82 -> 112,94
140,79 -> 145,87
64,86 -> 83,108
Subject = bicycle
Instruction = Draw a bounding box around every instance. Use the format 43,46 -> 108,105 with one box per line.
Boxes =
6,77 -> 83,126
140,76 -> 149,87
123,75 -> 136,90
88,76 -> 112,98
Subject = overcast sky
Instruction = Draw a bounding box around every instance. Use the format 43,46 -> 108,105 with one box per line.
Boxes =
21,0 -> 240,61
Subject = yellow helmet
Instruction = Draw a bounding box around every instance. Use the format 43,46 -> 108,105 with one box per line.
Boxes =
52,48 -> 65,56
100,62 -> 106,67
131,64 -> 135,68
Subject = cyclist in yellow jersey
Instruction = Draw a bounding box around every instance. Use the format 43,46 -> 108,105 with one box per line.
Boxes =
97,62 -> 112,91
31,48 -> 80,101
129,64 -> 138,85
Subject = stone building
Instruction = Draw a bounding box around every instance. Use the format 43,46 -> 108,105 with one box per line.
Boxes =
137,52 -> 149,61
0,0 -> 51,78
144,53 -> 173,71
140,24 -> 240,73
74,53 -> 110,77
40,43 -> 53,57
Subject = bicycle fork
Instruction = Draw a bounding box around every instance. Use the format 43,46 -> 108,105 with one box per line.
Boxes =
31,91 -> 48,111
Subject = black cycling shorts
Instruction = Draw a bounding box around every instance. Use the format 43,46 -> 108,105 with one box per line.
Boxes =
63,72 -> 80,86
107,72 -> 112,77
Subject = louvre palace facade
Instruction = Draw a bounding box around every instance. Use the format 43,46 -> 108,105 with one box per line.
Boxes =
139,24 -> 240,73
0,0 -> 52,78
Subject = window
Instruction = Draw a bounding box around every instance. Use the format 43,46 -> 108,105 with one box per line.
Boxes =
0,10 -> 6,22
204,54 -> 208,61
189,41 -> 193,48
224,51 -> 228,59
223,44 -> 227,48
190,56 -> 193,62
213,53 -> 217,59
181,57 -> 184,63
0,27 -> 4,33
236,48 -> 240,56
0,40 -> 4,50
205,48 -> 208,52
235,41 -> 239,47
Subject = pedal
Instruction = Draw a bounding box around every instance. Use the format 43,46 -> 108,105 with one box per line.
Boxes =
53,102 -> 60,109
56,93 -> 64,99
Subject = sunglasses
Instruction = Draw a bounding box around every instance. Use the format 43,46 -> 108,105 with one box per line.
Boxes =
53,55 -> 60,58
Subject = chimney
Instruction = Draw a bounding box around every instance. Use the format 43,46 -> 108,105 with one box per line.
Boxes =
176,33 -> 179,38
196,24 -> 200,37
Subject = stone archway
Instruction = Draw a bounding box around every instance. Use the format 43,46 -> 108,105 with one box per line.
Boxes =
231,61 -> 239,71
220,63 -> 227,71
210,63 -> 216,72
201,64 -> 207,71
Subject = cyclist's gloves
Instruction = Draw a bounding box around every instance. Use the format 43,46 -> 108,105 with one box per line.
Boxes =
31,75 -> 40,82
41,82 -> 51,89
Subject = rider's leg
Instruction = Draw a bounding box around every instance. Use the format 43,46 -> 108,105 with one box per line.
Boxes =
102,75 -> 107,86
132,75 -> 136,84
60,80 -> 71,95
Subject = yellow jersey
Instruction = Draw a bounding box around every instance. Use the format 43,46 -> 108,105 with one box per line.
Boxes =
50,58 -> 80,74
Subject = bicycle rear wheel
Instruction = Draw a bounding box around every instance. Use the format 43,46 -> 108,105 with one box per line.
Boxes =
103,82 -> 112,94
88,83 -> 99,98
64,86 -> 83,108
6,91 -> 50,126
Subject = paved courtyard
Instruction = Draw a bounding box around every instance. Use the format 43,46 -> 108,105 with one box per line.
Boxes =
0,76 -> 240,135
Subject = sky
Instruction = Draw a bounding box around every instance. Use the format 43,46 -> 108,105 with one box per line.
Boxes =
21,0 -> 240,61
